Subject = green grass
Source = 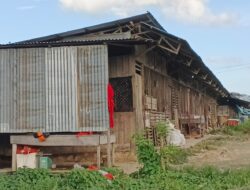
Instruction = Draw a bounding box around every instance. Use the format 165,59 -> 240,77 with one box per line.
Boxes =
2,167 -> 250,190
3,123 -> 250,190
210,120 -> 250,137
222,120 -> 250,136
161,145 -> 189,165
186,136 -> 227,155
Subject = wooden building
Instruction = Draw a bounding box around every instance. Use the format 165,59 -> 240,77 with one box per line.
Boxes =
0,13 -> 233,155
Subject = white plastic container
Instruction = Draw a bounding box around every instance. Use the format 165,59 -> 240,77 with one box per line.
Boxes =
17,153 -> 38,169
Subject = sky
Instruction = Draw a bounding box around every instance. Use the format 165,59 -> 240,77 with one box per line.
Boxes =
0,0 -> 249,95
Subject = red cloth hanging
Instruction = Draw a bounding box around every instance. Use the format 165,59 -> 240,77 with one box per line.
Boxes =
108,83 -> 115,128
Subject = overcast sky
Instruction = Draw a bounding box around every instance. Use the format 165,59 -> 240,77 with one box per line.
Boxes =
1,0 -> 249,95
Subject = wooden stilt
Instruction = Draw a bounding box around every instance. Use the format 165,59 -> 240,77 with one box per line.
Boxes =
111,143 -> 115,166
12,144 -> 17,172
107,129 -> 111,167
97,145 -> 101,169
174,108 -> 179,129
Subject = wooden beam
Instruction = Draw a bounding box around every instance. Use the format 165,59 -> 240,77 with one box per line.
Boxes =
186,59 -> 193,67
126,24 -> 135,33
140,22 -> 181,47
135,45 -> 156,58
10,135 -> 116,146
107,129 -> 112,168
100,135 -> 116,144
113,27 -> 123,34
176,43 -> 182,54
12,144 -> 17,172
97,145 -> 101,169
134,31 -> 151,36
162,38 -> 182,54
157,45 -> 179,55
192,68 -> 201,75
202,74 -> 208,80
174,108 -> 180,129
157,37 -> 163,45
137,23 -> 142,33
111,143 -> 116,166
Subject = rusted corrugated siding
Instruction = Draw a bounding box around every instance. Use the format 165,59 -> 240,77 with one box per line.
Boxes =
0,49 -> 14,132
0,45 -> 109,133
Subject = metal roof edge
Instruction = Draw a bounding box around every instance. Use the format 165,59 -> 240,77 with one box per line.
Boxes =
17,12 -> 162,43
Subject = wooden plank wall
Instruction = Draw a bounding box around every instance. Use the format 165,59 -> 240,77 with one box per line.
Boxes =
143,49 -> 170,113
133,74 -> 144,133
229,107 -> 237,118
109,55 -> 137,150
140,46 -> 219,128
109,45 -> 222,150
109,55 -> 134,78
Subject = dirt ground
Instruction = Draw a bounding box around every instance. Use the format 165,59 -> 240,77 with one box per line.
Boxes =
187,137 -> 250,169
117,135 -> 250,174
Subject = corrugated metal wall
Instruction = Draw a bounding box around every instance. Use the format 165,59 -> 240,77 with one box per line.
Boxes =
0,45 -> 109,133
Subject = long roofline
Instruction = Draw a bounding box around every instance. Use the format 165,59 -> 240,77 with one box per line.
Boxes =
19,12 -> 165,43
1,12 -> 229,98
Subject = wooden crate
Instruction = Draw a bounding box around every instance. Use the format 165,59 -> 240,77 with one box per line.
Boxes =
144,111 -> 170,146
145,95 -> 157,110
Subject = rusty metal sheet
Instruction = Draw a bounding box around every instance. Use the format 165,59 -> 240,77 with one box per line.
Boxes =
0,45 -> 109,133
61,31 -> 132,41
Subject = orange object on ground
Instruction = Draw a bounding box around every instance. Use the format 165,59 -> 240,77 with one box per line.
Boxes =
88,165 -> 98,171
103,173 -> 114,180
88,165 -> 114,180
227,119 -> 240,126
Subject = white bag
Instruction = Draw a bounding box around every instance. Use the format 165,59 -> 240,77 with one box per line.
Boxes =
167,129 -> 186,146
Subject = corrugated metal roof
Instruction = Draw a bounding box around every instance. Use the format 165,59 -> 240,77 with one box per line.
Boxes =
60,31 -> 132,41
0,32 -> 133,48
0,45 -> 109,133
0,12 -> 229,98
0,39 -> 141,49
18,12 -> 164,43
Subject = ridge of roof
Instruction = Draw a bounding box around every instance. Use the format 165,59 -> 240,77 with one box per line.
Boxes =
19,12 -> 164,43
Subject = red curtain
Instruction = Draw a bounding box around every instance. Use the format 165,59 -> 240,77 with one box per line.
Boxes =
108,83 -> 115,128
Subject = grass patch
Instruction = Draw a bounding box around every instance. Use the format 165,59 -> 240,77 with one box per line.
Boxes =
186,136 -> 227,155
222,120 -> 250,136
210,120 -> 250,137
160,145 -> 189,165
3,166 -> 250,190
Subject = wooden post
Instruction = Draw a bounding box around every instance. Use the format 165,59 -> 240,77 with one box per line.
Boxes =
187,89 -> 190,113
97,145 -> 101,169
12,144 -> 17,172
111,143 -> 115,166
174,108 -> 179,129
107,129 -> 111,167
